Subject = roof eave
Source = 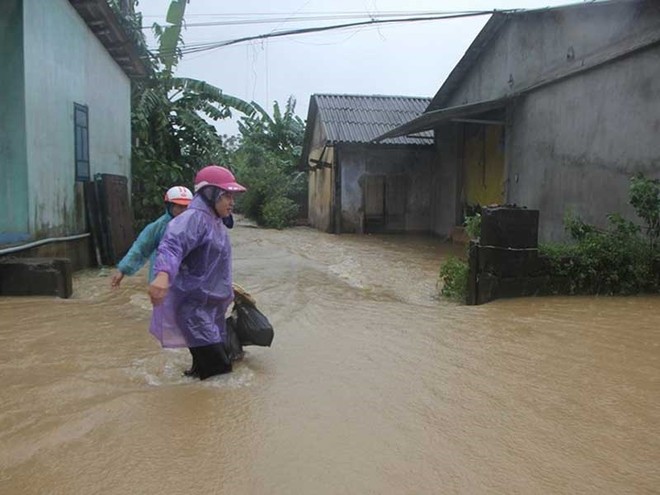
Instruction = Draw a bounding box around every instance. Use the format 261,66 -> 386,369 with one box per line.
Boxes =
374,97 -> 510,142
69,0 -> 148,79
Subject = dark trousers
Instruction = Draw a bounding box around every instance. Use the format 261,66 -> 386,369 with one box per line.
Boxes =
185,318 -> 243,380
188,343 -> 232,380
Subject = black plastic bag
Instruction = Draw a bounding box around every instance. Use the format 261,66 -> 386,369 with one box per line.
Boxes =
234,303 -> 274,347
224,316 -> 244,361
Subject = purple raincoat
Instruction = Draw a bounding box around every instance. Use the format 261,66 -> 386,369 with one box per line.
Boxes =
149,196 -> 233,348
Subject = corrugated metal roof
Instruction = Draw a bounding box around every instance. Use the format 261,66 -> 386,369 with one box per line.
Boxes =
312,94 -> 433,145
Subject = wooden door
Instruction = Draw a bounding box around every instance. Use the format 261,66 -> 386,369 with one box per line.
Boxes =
385,174 -> 407,231
463,125 -> 505,208
364,175 -> 385,232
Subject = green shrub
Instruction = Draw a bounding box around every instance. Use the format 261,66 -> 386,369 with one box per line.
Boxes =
540,212 -> 657,295
539,175 -> 660,295
437,212 -> 478,302
438,257 -> 469,302
261,197 -> 299,229
464,213 -> 481,239
630,174 -> 659,250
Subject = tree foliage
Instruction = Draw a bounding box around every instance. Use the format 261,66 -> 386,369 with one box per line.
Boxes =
129,1 -> 256,228
156,0 -> 187,73
230,97 -> 307,228
125,1 -> 308,230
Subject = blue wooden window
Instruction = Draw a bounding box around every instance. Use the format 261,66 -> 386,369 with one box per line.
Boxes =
74,103 -> 90,181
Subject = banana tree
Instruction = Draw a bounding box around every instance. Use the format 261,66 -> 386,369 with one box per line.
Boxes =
237,97 -> 305,163
231,97 -> 307,228
130,0 -> 257,228
152,0 -> 186,74
131,73 -> 256,227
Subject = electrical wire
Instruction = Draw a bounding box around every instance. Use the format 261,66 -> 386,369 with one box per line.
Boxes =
140,10 -> 494,28
150,10 -> 510,58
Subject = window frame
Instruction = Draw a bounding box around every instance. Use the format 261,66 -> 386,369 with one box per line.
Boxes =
74,103 -> 90,182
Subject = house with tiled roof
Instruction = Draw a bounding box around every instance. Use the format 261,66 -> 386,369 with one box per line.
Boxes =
301,94 -> 435,233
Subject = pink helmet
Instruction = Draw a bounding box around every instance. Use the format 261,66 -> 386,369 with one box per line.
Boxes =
194,165 -> 247,193
164,186 -> 193,205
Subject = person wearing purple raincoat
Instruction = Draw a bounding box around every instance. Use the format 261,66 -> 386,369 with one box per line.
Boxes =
148,165 -> 247,380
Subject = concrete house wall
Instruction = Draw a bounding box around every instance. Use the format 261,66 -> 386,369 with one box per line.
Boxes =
338,145 -> 436,233
508,46 -> 660,240
0,0 -> 133,244
431,123 -> 461,237
307,117 -> 335,233
23,0 -> 132,237
0,0 -> 29,243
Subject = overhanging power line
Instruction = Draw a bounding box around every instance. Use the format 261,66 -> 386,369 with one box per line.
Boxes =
150,10 -> 512,57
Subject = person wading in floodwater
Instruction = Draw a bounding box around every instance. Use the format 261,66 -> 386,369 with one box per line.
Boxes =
148,165 -> 247,380
111,186 -> 193,288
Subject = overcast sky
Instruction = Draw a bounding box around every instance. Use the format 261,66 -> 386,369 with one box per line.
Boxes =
137,0 -> 578,135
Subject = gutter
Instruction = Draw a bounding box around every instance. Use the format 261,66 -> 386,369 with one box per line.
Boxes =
0,233 -> 91,256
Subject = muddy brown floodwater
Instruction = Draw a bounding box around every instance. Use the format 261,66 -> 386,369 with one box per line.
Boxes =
0,223 -> 658,494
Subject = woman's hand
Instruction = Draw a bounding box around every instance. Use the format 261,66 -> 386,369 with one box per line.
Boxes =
148,272 -> 170,306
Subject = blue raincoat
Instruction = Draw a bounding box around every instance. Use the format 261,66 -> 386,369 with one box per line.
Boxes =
149,196 -> 233,348
117,212 -> 172,283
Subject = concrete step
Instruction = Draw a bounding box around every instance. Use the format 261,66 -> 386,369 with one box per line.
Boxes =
0,258 -> 73,298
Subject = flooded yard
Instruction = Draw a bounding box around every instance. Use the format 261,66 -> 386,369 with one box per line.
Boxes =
1,224 -> 658,494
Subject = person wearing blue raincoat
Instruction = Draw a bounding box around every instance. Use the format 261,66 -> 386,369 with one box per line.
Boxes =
148,165 -> 247,380
111,186 -> 235,289
111,186 -> 193,288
